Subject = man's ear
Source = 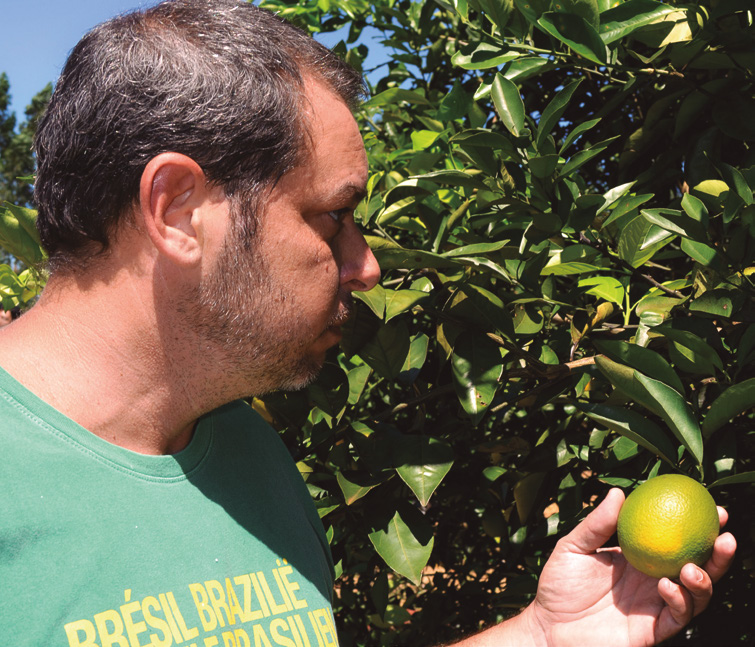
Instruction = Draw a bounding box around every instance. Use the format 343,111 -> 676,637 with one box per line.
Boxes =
139,152 -> 211,267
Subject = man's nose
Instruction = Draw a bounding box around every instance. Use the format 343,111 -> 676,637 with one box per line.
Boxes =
338,220 -> 381,292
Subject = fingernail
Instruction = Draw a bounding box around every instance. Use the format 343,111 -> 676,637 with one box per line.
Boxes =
694,568 -> 704,583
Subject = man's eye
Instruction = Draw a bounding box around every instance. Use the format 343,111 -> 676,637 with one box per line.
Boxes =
327,208 -> 350,223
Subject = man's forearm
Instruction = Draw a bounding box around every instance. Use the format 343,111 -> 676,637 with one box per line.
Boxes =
443,604 -> 547,647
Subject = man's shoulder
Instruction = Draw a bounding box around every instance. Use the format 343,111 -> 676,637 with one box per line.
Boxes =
205,398 -> 293,462
206,398 -> 274,432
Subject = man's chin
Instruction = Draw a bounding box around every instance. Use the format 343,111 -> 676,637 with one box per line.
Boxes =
276,351 -> 327,393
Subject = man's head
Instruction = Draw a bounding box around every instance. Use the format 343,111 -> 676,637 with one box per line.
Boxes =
32,0 -> 380,399
33,0 -> 365,272
186,77 -> 380,394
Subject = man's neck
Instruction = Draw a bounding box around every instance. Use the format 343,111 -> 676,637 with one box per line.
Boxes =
0,270 -> 224,455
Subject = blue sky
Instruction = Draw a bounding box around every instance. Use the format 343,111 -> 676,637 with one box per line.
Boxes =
0,1 -> 363,119
1,0 -> 157,117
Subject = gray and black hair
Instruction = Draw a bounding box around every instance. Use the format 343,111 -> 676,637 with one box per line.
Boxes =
33,0 -> 365,271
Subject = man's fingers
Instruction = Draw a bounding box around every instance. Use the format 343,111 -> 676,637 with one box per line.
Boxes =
658,577 -> 693,629
560,488 -> 625,555
679,563 -> 713,616
704,531 -> 737,583
717,506 -> 728,529
656,533 -> 736,644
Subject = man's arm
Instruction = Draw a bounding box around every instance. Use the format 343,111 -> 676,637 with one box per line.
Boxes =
447,488 -> 736,647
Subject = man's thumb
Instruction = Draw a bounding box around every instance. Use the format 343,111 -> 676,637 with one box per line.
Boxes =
561,487 -> 625,554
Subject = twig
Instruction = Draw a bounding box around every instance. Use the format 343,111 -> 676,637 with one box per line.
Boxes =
639,272 -> 685,298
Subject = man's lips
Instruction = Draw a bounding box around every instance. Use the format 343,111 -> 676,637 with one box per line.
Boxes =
327,294 -> 353,329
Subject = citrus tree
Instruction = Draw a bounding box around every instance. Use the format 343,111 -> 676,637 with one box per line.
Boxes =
0,76 -> 50,292
255,1 -> 754,644
0,0 -> 753,644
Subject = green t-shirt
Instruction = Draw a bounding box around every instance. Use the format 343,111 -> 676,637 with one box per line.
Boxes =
0,366 -> 339,647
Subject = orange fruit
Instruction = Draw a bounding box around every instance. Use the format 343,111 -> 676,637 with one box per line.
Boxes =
617,474 -> 719,579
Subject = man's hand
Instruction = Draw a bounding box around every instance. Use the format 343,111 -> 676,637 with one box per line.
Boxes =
452,488 -> 736,647
521,487 -> 737,647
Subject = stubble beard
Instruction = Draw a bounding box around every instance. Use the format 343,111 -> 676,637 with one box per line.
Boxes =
188,214 -> 349,397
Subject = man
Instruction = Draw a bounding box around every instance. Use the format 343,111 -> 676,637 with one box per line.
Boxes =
0,1 -> 735,646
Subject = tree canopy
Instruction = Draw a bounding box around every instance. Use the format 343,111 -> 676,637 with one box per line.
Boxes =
256,1 -> 754,644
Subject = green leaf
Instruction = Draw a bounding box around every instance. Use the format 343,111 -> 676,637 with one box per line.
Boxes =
600,192 -> 653,228
577,402 -> 677,466
598,0 -> 678,44
618,214 -> 674,267
369,507 -> 434,585
578,276 -> 624,304
680,238 -> 726,271
451,129 -> 517,155
736,325 -> 755,371
2,203 -> 41,245
513,302 -> 545,335
411,129 -> 442,150
560,137 -> 618,178
512,0 -> 551,24
555,0 -> 600,28
634,372 -> 703,465
451,43 -> 520,70
718,163 -> 753,205
385,289 -> 431,322
492,73 -> 526,137
347,364 -> 372,405
541,261 -> 603,276
600,181 -> 637,214
689,289 -> 735,318
337,471 -> 379,505
702,378 -> 755,439
529,154 -> 560,178
654,324 -> 724,375
513,472 -> 546,523
502,56 -> 551,82
451,332 -> 503,425
595,356 -> 663,416
362,88 -> 431,108
635,293 -> 685,320
412,169 -> 489,189
0,206 -> 46,267
594,339 -> 685,394
680,193 -> 708,226
449,284 -> 516,340
451,0 -> 469,19
708,472 -> 755,488
377,196 -> 423,228
536,78 -> 583,150
537,12 -> 607,64
713,95 -> 755,142
399,333 -> 429,384
455,255 -> 515,283
442,240 -> 514,257
641,208 -> 708,242
354,284 -> 386,318
373,247 -> 462,271
561,118 -> 601,152
394,436 -> 454,507
307,363 -> 349,416
358,320 -> 411,379
479,0 -> 516,31
0,264 -> 26,309
436,81 -> 472,121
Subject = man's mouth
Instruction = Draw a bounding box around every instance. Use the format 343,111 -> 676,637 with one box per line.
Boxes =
327,293 -> 353,329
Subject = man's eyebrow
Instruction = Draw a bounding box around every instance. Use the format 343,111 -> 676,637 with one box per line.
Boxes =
330,183 -> 367,205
